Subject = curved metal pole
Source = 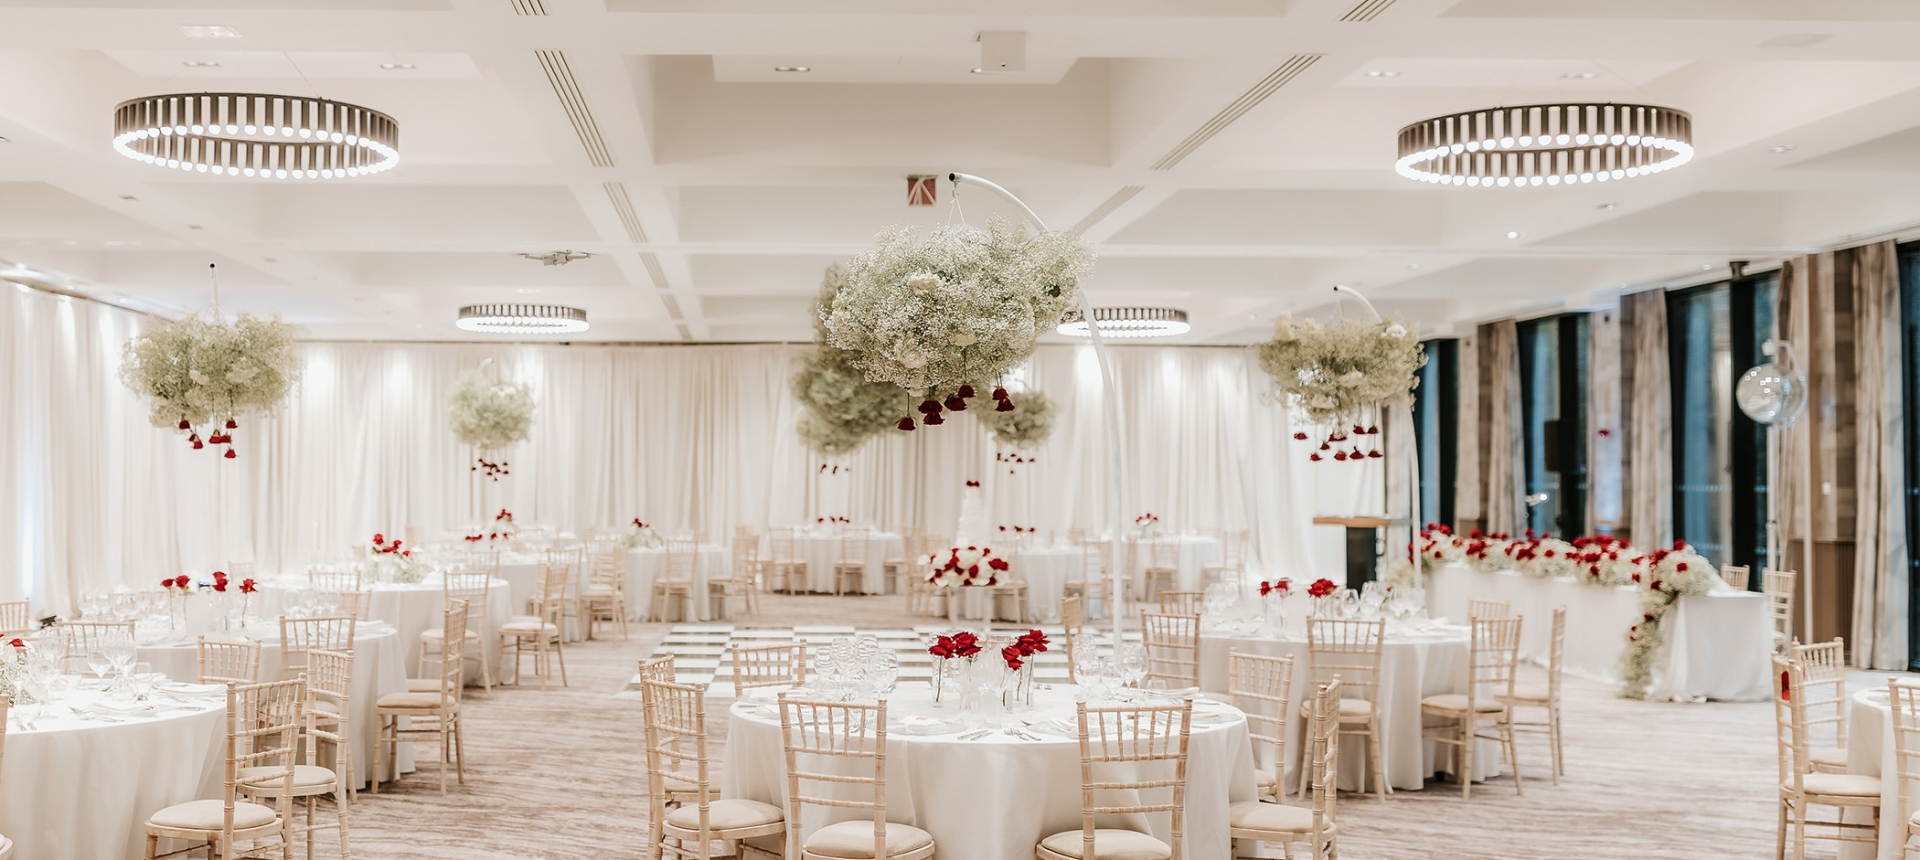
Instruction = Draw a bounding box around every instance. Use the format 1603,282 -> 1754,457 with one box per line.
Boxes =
1332,284 -> 1418,578
950,172 -> 1129,641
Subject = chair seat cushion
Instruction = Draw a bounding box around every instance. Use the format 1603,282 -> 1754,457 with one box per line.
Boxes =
376,690 -> 456,711
803,821 -> 934,859
1228,800 -> 1320,834
1797,773 -> 1880,797
147,799 -> 278,832
500,620 -> 559,636
1421,694 -> 1508,714
1037,828 -> 1172,860
407,678 -> 458,694
582,585 -> 616,596
1810,746 -> 1848,769
1302,698 -> 1374,719
1255,771 -> 1276,790
419,628 -> 481,643
1508,683 -> 1551,703
237,764 -> 337,791
508,614 -> 539,624
664,799 -> 785,832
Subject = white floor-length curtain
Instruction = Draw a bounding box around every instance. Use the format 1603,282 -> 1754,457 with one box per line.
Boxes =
1852,241 -> 1908,669
1625,290 -> 1673,549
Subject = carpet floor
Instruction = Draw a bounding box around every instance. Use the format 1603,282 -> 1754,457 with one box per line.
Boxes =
320,593 -> 1804,860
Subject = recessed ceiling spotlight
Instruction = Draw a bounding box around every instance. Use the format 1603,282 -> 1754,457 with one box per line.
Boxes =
1407,262 -> 1421,269
773,66 -> 810,73
380,62 -> 416,70
187,224 -> 203,230
181,60 -> 220,68
1770,144 -> 1797,153
1561,71 -> 1598,80
0,136 -> 11,143
119,195 -> 137,201
1505,230 -> 1523,239
179,24 -> 240,38
1597,202 -> 1617,210
1700,264 -> 1716,271
970,68 -> 985,74
1365,70 -> 1400,78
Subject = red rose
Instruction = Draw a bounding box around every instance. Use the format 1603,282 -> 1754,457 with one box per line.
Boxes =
1307,578 -> 1337,598
1292,432 -> 1308,441
175,575 -> 191,589
373,533 -> 385,544
1258,581 -> 1272,596
240,579 -> 257,594
213,582 -> 227,593
1675,562 -> 1688,572
161,577 -> 173,589
1003,645 -> 1025,670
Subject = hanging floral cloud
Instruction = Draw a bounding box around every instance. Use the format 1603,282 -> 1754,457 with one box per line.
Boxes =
975,386 -> 1056,450
448,372 -> 534,453
119,312 -> 301,457
792,266 -> 918,456
824,215 -> 1093,392
1255,314 -> 1426,436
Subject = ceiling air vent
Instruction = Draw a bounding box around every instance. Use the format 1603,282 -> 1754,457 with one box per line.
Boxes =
536,50 -> 614,168
1150,54 -> 1322,171
1339,0 -> 1396,22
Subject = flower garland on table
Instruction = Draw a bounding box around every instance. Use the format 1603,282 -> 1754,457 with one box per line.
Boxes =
1621,545 -> 1719,699
119,312 -> 301,459
1257,314 -> 1425,459
976,387 -> 1056,450
622,518 -> 663,549
922,546 -> 1007,587
825,216 -> 1092,393
368,533 -> 428,584
449,372 -> 534,479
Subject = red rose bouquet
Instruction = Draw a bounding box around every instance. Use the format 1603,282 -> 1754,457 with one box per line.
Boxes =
1257,579 -> 1291,597
1307,578 -> 1337,598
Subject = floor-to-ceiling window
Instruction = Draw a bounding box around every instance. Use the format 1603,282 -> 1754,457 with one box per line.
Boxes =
1668,273 -> 1776,571
1414,338 -> 1459,530
1518,315 -> 1588,537
1897,243 -> 1920,667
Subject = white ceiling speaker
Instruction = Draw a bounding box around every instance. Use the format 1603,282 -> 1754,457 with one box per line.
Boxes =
1057,307 -> 1190,339
977,30 -> 1026,73
1394,102 -> 1692,187
111,92 -> 399,179
456,304 -> 589,334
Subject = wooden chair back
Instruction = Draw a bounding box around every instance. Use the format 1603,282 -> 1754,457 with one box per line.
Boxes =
1721,563 -> 1752,590
1546,605 -> 1567,702
1301,679 -> 1341,854
778,696 -> 893,859
197,636 -> 262,685
278,616 -> 356,677
641,678 -> 715,826
1772,654 -> 1812,791
731,535 -> 761,575
665,539 -> 698,582
308,567 -> 362,593
1792,638 -> 1848,753
1158,591 -> 1205,616
444,570 -> 493,624
1305,618 -> 1385,700
638,652 -> 677,690
731,642 -> 807,692
531,563 -> 571,622
770,528 -> 799,564
1468,616 -> 1524,706
1066,700 -> 1193,860
1062,596 -> 1085,684
304,648 -> 354,785
426,601 -> 468,707
212,680 -> 303,844
0,600 -> 29,636
1139,611 -> 1200,688
1230,651 -> 1293,799
1763,568 -> 1797,647
61,620 -> 135,666
1467,597 -> 1511,619
839,528 -> 871,564
1890,678 -> 1920,826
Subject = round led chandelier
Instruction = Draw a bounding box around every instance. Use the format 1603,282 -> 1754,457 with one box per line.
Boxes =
456,304 -> 589,334
1395,102 -> 1691,187
112,92 -> 399,179
1057,307 -> 1190,339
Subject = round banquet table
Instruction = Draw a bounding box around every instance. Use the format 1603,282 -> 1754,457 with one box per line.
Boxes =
954,545 -> 1085,623
794,532 -> 904,595
1127,536 -> 1222,598
722,685 -> 1257,860
255,577 -> 512,675
137,621 -> 414,789
0,686 -> 227,860
1197,625 -> 1502,792
626,545 -> 733,621
1842,688 -> 1903,860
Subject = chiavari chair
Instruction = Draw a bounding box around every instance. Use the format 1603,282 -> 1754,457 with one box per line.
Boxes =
1035,699 -> 1193,860
1063,542 -> 1111,621
645,678 -> 785,860
375,601 -> 468,795
420,570 -> 494,692
767,527 -> 805,595
0,601 -> 30,638
906,536 -> 951,618
1508,605 -> 1567,783
1229,679 -> 1340,860
1792,638 -> 1850,775
1302,617 -> 1388,800
240,649 -> 353,857
1467,597 -> 1511,620
307,566 -> 361,594
501,564 -> 569,689
833,528 -> 872,596
279,616 -> 356,678
652,538 -> 700,623
707,536 -> 758,620
985,562 -> 1032,624
884,526 -> 924,597
730,642 -> 807,694
543,547 -> 588,642
1141,539 -> 1182,603
143,679 -> 302,860
1764,568 -> 1798,652
1230,650 -> 1293,804
61,620 -> 135,674
1140,611 -> 1200,689
777,695 -> 935,860
1201,530 -> 1249,596
1887,678 -> 1920,859
1772,654 -> 1879,860
1062,595 -> 1085,684
1422,616 -> 1524,799
0,695 -> 8,859
1158,591 -> 1205,617
197,636 -> 262,685
1721,563 -> 1752,591
581,540 -> 631,640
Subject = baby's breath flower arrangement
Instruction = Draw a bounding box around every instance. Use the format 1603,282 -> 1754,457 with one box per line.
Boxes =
793,266 -> 919,457
975,387 -> 1056,450
1256,314 -> 1425,460
825,216 -> 1092,403
448,372 -> 534,478
119,312 -> 301,458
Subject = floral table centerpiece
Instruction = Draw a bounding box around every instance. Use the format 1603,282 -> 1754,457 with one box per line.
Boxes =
368,533 -> 428,585
0,637 -> 36,704
1000,629 -> 1049,707
490,509 -> 519,538
926,630 -> 983,705
1256,579 -> 1291,631
1132,513 -> 1163,540
622,518 -> 663,549
1305,577 -> 1339,616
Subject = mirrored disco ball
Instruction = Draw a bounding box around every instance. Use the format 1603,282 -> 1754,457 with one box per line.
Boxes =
1735,362 -> 1807,426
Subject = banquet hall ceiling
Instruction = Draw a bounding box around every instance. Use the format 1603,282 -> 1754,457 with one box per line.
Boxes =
0,0 -> 1918,342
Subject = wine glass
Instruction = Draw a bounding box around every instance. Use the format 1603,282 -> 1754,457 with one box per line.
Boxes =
1072,636 -> 1103,690
107,632 -> 137,680
86,647 -> 112,688
1117,643 -> 1148,693
868,650 -> 899,698
110,592 -> 137,622
128,661 -> 156,702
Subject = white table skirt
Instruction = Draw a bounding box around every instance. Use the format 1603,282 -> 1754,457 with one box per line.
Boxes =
796,533 -> 904,594
1426,563 -> 1772,702
626,546 -> 733,621
1127,536 -> 1222,598
1197,628 -> 1500,791
139,623 -> 414,789
255,579 -> 512,678
0,688 -> 227,860
720,686 -> 1257,860
1844,690 -> 1899,860
954,546 -> 1084,623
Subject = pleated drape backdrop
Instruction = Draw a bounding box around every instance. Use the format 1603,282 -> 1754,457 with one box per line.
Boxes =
1850,241 -> 1908,670
3,286 -> 1332,615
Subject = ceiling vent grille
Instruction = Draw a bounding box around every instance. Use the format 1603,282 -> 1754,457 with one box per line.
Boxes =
510,0 -> 548,15
1070,186 -> 1145,235
536,50 -> 614,168
1339,0 -> 1395,22
639,253 -> 670,291
1149,54 -> 1322,171
604,182 -> 648,243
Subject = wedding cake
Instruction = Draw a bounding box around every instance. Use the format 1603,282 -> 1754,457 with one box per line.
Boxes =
955,481 -> 990,546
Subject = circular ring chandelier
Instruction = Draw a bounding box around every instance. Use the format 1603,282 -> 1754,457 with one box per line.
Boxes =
1057,307 -> 1191,339
112,92 -> 399,179
456,304 -> 589,334
1395,102 -> 1691,187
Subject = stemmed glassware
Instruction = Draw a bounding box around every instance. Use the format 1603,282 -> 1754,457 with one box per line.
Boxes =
1116,643 -> 1148,696
86,646 -> 112,689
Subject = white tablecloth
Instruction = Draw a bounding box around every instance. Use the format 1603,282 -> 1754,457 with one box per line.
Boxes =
626,546 -> 733,621
138,622 -> 414,789
954,545 -> 1085,623
1844,690 -> 1900,860
795,532 -> 904,594
1127,536 -> 1222,598
1197,627 -> 1500,791
256,578 -> 512,676
1426,563 -> 1772,702
721,686 -> 1256,860
0,688 -> 227,860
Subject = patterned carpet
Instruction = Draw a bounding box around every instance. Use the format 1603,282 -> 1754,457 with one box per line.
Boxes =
322,592 -> 1799,860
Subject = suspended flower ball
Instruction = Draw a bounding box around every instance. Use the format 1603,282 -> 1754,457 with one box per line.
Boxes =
975,387 -> 1057,450
793,266 -> 920,456
120,311 -> 301,456
1256,313 -> 1425,462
